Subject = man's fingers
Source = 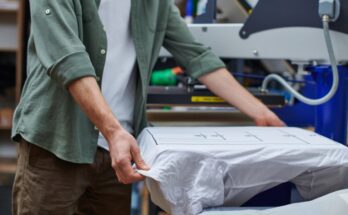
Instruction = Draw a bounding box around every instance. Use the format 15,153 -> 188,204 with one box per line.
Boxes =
108,130 -> 149,184
255,119 -> 267,126
275,120 -> 286,127
269,116 -> 286,127
131,144 -> 150,170
114,160 -> 145,184
115,171 -> 145,184
255,112 -> 286,127
119,172 -> 145,184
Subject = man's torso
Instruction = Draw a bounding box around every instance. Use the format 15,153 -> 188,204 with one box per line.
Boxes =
12,0 -> 171,163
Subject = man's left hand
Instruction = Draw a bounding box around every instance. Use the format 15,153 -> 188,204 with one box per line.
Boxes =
254,110 -> 286,127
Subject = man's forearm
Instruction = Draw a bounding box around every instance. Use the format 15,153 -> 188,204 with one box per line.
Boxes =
68,76 -> 121,142
67,76 -> 148,183
198,68 -> 271,121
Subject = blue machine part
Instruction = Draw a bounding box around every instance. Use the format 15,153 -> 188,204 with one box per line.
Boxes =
272,75 -> 316,127
254,65 -> 348,208
185,0 -> 194,18
274,65 -> 348,144
309,65 -> 348,145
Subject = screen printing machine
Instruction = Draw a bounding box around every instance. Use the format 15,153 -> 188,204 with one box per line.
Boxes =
140,0 -> 348,214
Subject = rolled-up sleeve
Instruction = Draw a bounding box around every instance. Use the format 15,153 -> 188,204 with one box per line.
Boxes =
163,3 -> 225,79
30,0 -> 96,88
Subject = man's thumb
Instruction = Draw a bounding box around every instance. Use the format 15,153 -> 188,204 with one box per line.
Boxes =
131,144 -> 150,170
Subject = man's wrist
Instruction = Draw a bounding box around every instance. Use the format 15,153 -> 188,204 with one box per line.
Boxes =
100,119 -> 123,143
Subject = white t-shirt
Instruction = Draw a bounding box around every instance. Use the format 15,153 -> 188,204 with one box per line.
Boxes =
97,0 -> 137,150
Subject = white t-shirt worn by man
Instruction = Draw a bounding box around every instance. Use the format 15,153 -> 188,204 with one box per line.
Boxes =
97,0 -> 137,150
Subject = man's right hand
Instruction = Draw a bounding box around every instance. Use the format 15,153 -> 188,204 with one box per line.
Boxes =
108,128 -> 150,184
68,77 -> 149,184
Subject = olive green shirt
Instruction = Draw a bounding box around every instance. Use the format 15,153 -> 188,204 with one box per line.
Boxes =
12,0 -> 225,163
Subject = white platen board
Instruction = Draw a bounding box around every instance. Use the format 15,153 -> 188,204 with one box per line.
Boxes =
138,127 -> 348,215
201,189 -> 348,215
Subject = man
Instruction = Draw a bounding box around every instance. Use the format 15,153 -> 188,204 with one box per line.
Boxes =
12,0 -> 284,214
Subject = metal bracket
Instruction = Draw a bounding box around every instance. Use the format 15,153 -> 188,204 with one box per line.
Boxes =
240,0 -> 348,39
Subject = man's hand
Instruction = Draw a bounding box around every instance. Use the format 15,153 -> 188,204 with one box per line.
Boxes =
254,109 -> 286,127
108,128 -> 150,184
68,77 -> 150,184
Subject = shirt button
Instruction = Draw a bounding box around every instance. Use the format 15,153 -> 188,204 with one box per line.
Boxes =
45,9 -> 51,15
96,76 -> 101,81
100,49 -> 106,55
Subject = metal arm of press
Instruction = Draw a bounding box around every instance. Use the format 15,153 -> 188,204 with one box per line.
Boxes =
260,0 -> 341,105
160,0 -> 348,105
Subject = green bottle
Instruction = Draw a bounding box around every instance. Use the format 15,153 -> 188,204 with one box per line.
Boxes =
150,67 -> 183,86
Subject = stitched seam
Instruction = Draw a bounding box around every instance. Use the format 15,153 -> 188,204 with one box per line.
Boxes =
19,141 -> 31,211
